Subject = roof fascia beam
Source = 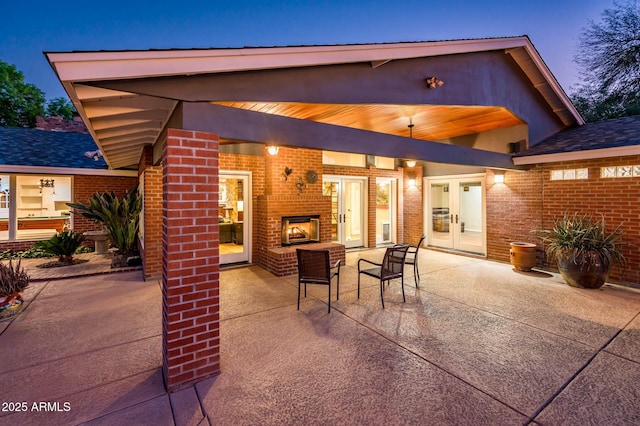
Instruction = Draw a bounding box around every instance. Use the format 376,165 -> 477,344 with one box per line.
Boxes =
182,102 -> 523,170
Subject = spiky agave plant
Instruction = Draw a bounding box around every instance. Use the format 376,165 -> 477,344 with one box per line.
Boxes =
538,213 -> 626,270
35,230 -> 86,264
0,259 -> 30,298
68,186 -> 142,260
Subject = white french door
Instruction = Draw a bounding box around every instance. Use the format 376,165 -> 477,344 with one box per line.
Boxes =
426,174 -> 485,255
220,171 -> 251,264
323,176 -> 366,248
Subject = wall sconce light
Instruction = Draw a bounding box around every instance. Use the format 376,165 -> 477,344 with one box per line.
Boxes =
494,173 -> 505,183
406,160 -> 416,168
266,145 -> 279,156
408,178 -> 416,188
39,178 -> 55,194
426,76 -> 444,89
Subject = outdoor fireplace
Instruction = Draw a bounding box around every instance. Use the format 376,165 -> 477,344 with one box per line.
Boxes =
281,215 -> 320,246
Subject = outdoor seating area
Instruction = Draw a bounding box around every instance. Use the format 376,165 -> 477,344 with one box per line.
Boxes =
1,248 -> 640,424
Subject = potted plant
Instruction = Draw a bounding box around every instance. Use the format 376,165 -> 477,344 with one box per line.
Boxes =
68,186 -> 142,267
35,230 -> 86,265
538,213 -> 626,289
0,259 -> 30,320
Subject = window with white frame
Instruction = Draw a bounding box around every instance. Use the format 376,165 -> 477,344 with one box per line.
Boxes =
0,175 -> 74,241
374,156 -> 395,170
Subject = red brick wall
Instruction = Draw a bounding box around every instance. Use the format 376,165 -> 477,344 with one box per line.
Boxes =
403,165 -> 422,246
487,156 -> 640,287
72,175 -> 139,235
138,145 -> 163,280
486,167 -> 544,264
162,129 -> 220,391
141,167 -> 162,280
255,147 -> 332,270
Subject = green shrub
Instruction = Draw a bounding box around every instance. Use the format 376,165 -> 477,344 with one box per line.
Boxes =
35,230 -> 86,264
68,186 -> 141,260
537,213 -> 626,269
0,259 -> 30,297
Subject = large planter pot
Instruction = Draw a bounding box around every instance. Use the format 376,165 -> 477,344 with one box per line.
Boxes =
510,242 -> 537,271
556,250 -> 612,289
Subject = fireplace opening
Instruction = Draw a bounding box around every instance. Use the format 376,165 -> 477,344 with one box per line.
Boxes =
282,215 -> 320,246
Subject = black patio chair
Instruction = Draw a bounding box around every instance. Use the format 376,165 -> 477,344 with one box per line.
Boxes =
296,249 -> 341,313
399,235 -> 425,286
357,245 -> 410,309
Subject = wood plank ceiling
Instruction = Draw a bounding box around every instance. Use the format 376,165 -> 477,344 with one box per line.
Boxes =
213,102 -> 525,141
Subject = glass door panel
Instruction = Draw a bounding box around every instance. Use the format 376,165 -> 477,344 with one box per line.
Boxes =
375,179 -> 394,244
429,182 -> 453,248
427,176 -> 485,255
344,180 -> 363,248
323,181 -> 339,243
457,181 -> 484,253
220,173 -> 250,264
322,176 -> 366,248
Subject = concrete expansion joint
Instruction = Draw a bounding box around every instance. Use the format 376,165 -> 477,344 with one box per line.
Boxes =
525,321 -> 634,423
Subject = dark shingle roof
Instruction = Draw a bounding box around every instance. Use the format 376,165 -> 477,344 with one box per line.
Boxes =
516,115 -> 640,157
0,127 -> 107,169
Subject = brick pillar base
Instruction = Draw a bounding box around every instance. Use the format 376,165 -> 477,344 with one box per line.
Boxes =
162,128 -> 220,391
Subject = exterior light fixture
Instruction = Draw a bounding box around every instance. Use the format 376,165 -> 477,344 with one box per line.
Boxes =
408,178 -> 416,188
39,178 -> 55,194
406,160 -> 416,168
426,76 -> 444,89
267,145 -> 279,156
84,150 -> 102,161
494,173 -> 505,183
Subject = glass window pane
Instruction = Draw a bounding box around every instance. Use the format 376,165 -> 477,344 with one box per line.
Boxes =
0,175 -> 9,241
16,176 -> 71,240
374,156 -> 395,170
322,151 -> 365,167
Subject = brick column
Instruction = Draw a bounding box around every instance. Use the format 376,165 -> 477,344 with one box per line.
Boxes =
142,167 -> 162,279
162,128 -> 220,391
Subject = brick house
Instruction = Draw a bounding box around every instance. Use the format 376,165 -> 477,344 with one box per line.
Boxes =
44,37 -> 639,390
0,117 -> 137,252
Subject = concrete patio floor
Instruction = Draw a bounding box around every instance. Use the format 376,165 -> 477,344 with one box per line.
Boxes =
1,248 -> 640,425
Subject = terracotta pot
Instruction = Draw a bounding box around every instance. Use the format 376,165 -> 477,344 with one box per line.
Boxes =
510,242 -> 537,271
556,250 -> 612,289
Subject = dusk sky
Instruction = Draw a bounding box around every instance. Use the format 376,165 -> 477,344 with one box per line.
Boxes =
2,0 -> 614,101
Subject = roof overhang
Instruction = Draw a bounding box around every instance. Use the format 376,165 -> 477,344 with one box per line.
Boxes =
0,164 -> 138,176
514,145 -> 640,165
46,37 -> 584,170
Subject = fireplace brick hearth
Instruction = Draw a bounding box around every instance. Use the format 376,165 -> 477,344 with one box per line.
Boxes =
252,147 -> 345,276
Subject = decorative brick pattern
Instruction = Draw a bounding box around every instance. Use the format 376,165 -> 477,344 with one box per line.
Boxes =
162,129 -> 221,391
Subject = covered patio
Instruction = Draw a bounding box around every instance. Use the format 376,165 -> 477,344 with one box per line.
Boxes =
1,249 -> 639,424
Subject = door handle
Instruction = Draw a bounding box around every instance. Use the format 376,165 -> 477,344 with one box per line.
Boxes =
450,214 -> 453,223
456,214 -> 459,224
